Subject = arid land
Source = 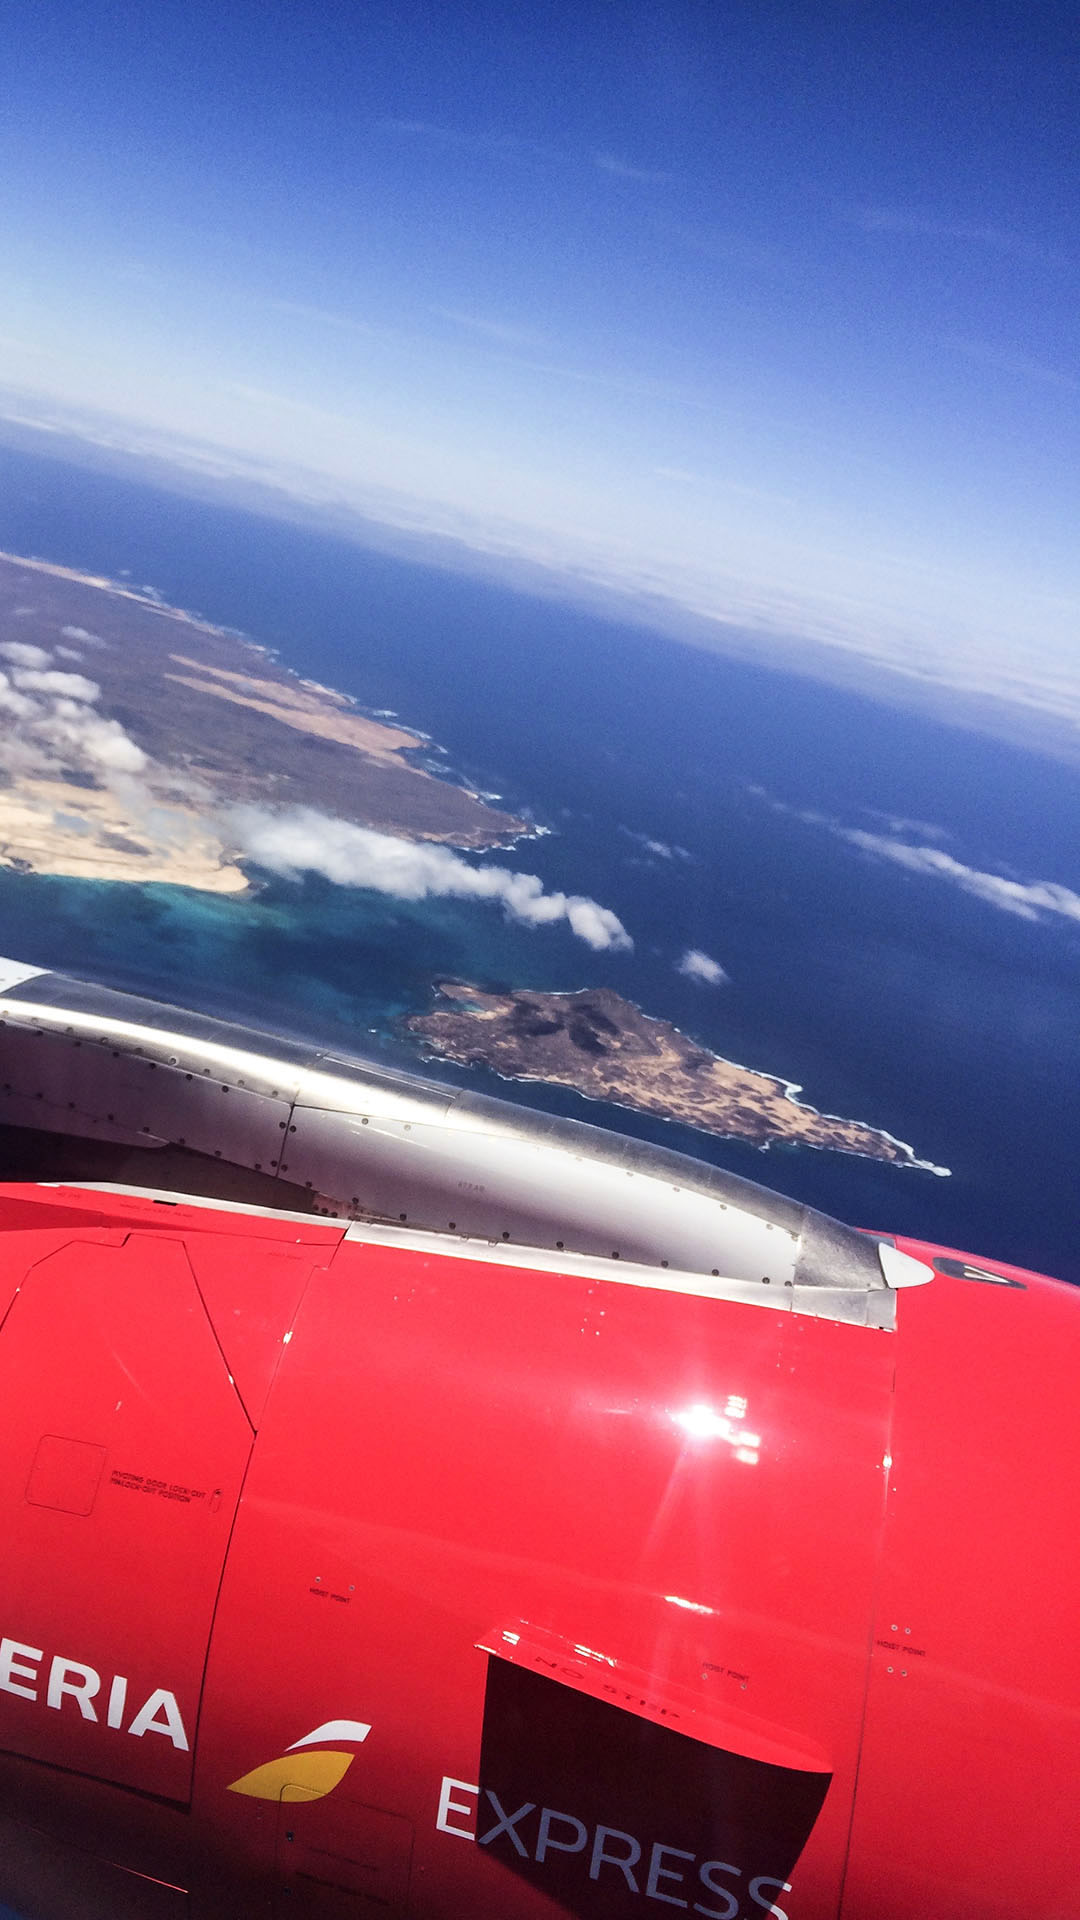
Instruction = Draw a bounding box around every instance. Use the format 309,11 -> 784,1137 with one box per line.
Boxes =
0,551 -> 526,891
409,981 -> 949,1170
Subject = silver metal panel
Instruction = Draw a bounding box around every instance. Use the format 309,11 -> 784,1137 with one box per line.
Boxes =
0,1005 -> 305,1102
0,1020 -> 292,1170
0,1086 -> 149,1149
0,961 -> 914,1321
284,1109 -> 800,1283
311,1052 -> 456,1108
343,1221 -> 897,1324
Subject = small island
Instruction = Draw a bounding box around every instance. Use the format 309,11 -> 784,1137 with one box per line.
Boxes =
0,551 -> 526,892
409,981 -> 949,1171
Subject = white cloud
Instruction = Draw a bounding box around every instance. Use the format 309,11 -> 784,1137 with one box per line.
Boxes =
594,152 -> 673,185
379,117 -> 470,144
654,465 -> 709,485
863,809 -> 951,842
0,641 -> 52,669
839,829 -> 1080,924
677,947 -> 729,985
767,794 -> 1080,930
269,298 -> 388,339
13,669 -> 101,701
0,669 -> 148,777
761,793 -> 1080,930
55,645 -> 84,661
944,334 -> 1078,393
33,699 -> 148,775
847,205 -> 1073,272
619,827 -> 692,862
60,625 -> 106,646
434,308 -> 548,350
0,672 -> 37,720
228,805 -> 633,950
59,713 -> 149,774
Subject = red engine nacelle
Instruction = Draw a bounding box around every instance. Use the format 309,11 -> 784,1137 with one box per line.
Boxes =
0,1181 -> 1076,1919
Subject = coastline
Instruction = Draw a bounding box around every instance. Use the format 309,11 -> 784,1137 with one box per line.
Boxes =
0,548 -> 535,837
0,546 -> 533,889
0,546 -> 251,643
409,981 -> 952,1175
0,779 -> 249,894
416,1040 -> 952,1176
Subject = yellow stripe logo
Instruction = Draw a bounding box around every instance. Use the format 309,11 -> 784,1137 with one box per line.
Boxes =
228,1718 -> 372,1802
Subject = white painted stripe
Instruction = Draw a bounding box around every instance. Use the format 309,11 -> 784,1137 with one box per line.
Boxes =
37,1181 -> 767,1302
288,1720 -> 371,1750
40,1180 -> 333,1227
32,1184 -> 883,1323
344,1218 -> 785,1306
35,1178 -> 781,1306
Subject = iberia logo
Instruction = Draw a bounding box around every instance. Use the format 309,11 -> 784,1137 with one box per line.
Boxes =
228,1719 -> 372,1802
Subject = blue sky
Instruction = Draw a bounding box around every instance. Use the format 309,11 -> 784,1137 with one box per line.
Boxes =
1,1 -> 1078,730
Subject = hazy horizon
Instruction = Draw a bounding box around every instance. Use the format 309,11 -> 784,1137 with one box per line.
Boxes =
2,2 -> 1077,752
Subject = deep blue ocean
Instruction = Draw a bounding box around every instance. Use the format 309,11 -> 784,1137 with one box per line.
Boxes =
1,441 -> 1078,1282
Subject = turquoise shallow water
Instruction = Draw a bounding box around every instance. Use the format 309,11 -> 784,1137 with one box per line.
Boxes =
2,441 -> 1080,1280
